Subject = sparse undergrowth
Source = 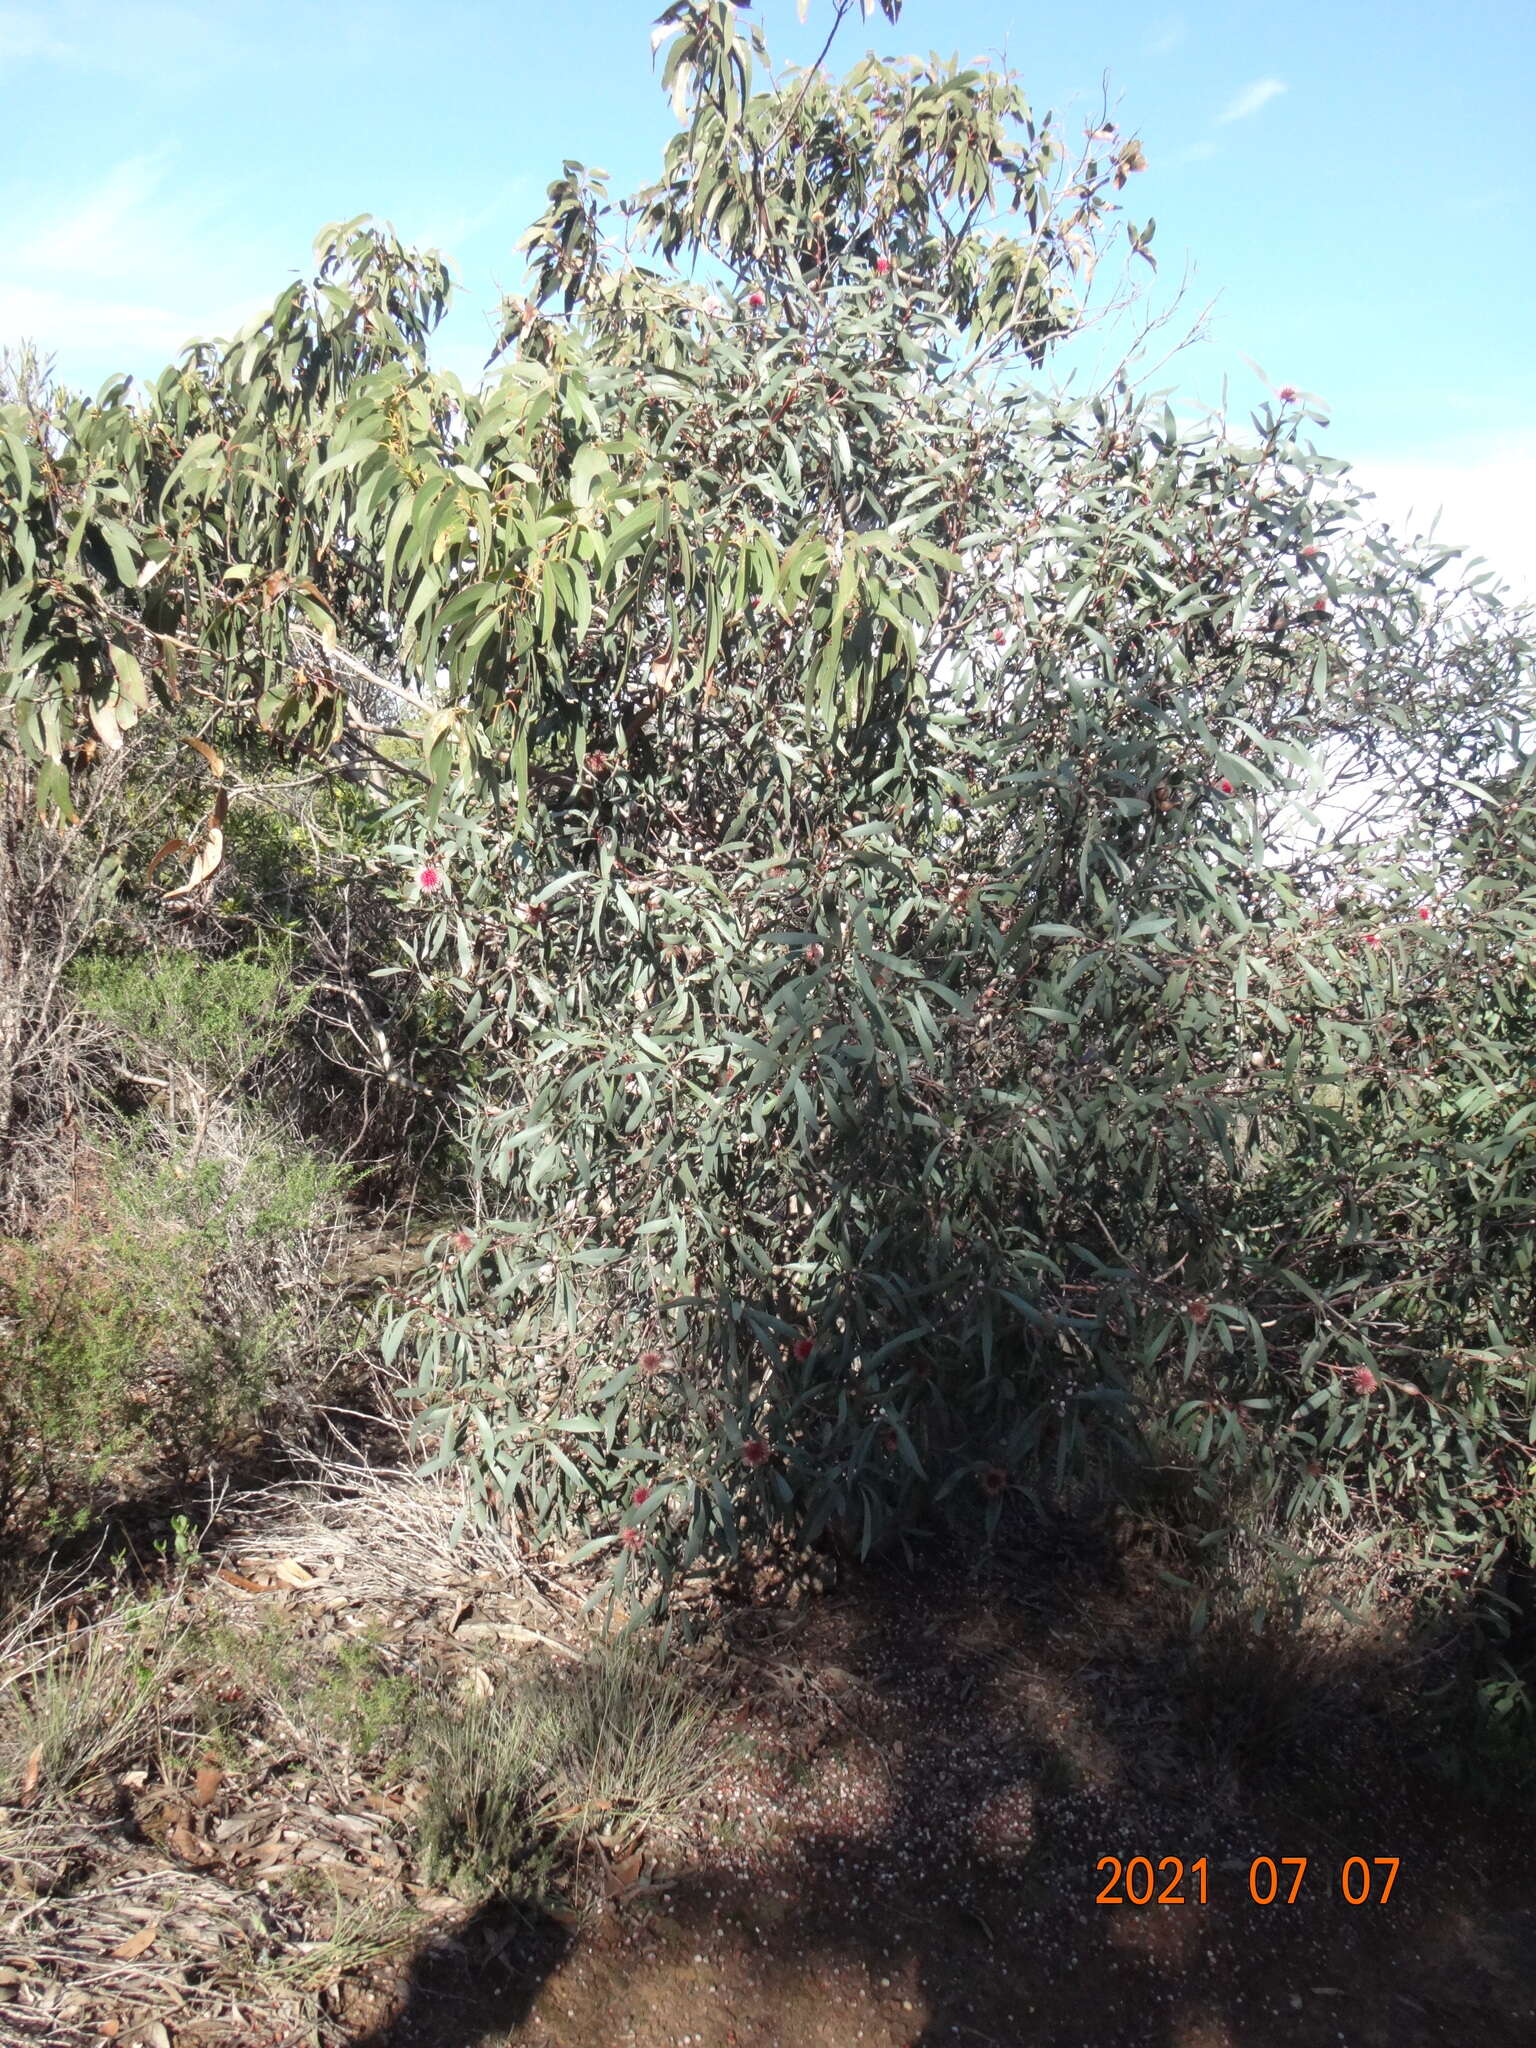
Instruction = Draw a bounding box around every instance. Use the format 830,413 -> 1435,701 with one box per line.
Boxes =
1,1465 -> 1530,2048
0,1499 -> 727,2044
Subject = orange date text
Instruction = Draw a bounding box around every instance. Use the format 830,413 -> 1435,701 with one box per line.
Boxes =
1095,1856 -> 1399,1905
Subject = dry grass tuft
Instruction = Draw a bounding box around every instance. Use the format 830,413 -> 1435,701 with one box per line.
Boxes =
225,1415 -> 534,1603
416,1633 -> 725,1901
548,1633 -> 726,1847
266,1885 -> 424,1995
0,1579 -> 187,1806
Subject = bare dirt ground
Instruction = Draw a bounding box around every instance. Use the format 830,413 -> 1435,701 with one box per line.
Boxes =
341,1538 -> 1536,2048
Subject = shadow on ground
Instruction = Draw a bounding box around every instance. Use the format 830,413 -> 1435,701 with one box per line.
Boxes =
346,1531 -> 1536,2048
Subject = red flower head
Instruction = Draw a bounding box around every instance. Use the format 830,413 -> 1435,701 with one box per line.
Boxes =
1300,545 -> 1319,559
803,942 -> 824,966
1418,906 -> 1432,922
619,1525 -> 643,1552
978,1464 -> 1009,1499
1218,778 -> 1234,795
993,628 -> 1007,645
631,1485 -> 652,1507
418,864 -> 442,891
1189,1297 -> 1211,1327
451,1230 -> 474,1254
875,256 -> 890,275
747,291 -> 766,310
881,1427 -> 900,1453
1364,932 -> 1380,948
792,1335 -> 815,1364
741,1437 -> 771,1468
637,1349 -> 667,1376
1313,598 -> 1329,614
1278,385 -> 1298,403
1349,1365 -> 1379,1396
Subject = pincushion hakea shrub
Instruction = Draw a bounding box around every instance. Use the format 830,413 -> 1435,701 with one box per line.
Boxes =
378,492 -> 1536,1617
364,12 -> 1535,1615
3,5 -> 1535,1652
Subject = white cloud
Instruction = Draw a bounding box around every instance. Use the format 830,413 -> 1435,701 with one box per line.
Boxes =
0,7 -> 74,64
1145,15 -> 1186,56
1348,436 -> 1536,605
13,153 -> 174,279
1217,78 -> 1287,124
0,148 -> 285,383
0,283 -> 199,363
0,3 -> 245,83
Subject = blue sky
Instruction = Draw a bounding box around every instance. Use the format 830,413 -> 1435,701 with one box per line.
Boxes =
2,0 -> 1532,592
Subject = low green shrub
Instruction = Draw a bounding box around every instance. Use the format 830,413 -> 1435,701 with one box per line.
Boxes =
69,948 -> 307,1090
301,1635 -> 419,1760
0,1108 -> 346,1539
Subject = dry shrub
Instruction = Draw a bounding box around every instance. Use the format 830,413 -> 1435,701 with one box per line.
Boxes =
0,746 -> 123,1235
232,1438 -> 530,1605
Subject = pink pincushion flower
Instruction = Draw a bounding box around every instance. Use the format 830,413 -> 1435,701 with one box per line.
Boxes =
632,1485 -> 652,1506
1418,906 -> 1432,922
637,1349 -> 667,1376
1313,598 -> 1329,614
792,1336 -> 815,1364
418,864 -> 442,891
741,1437 -> 771,1468
1217,778 -> 1234,795
1349,1366 -> 1379,1396
875,256 -> 890,275
1364,932 -> 1380,948
747,290 -> 765,310
1278,385 -> 1298,402
619,1525 -> 643,1552
451,1230 -> 473,1254
978,1464 -> 1009,1499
